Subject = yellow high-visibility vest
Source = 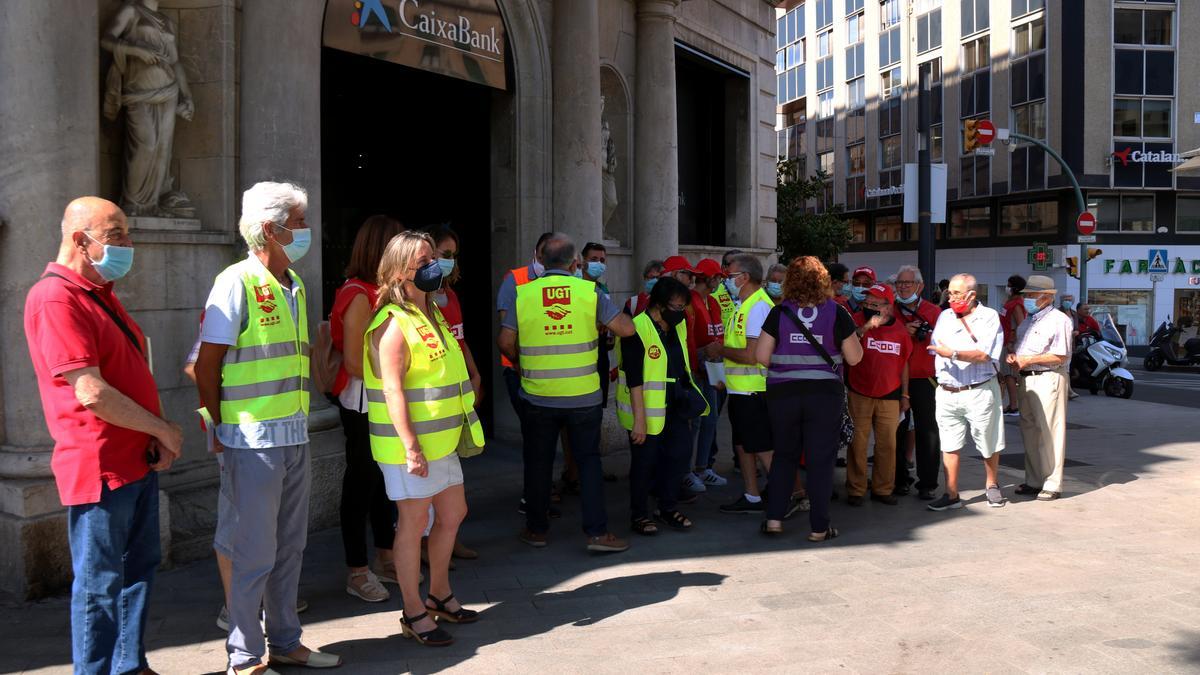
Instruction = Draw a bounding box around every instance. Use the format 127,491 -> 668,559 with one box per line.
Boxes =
218,260 -> 310,424
713,283 -> 737,332
616,312 -> 709,434
724,287 -> 774,393
514,275 -> 600,399
363,303 -> 483,464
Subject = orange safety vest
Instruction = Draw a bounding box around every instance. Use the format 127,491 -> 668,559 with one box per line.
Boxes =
500,266 -> 533,368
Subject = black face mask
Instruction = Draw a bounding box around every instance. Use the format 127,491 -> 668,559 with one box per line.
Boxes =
861,308 -> 879,321
661,308 -> 686,327
413,260 -> 444,292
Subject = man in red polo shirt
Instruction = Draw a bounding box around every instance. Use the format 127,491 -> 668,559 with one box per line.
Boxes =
892,265 -> 944,500
24,197 -> 182,674
846,283 -> 911,506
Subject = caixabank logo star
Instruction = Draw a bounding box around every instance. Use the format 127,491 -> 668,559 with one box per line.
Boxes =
351,0 -> 392,32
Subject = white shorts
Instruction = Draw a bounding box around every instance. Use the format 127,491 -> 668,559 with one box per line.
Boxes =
934,378 -> 1005,458
379,453 -> 464,501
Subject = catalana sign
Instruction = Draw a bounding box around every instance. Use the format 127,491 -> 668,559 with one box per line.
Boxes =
1111,147 -> 1184,166
323,0 -> 508,90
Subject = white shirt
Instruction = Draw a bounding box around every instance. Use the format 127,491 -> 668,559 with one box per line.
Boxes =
1014,304 -> 1074,371
929,304 -> 1003,387
201,255 -> 309,449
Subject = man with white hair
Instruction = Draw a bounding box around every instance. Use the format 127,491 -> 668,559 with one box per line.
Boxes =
194,182 -> 341,673
25,197 -> 183,674
892,265 -> 943,499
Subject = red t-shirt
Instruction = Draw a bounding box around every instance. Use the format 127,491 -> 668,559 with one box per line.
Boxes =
704,293 -> 725,339
1001,297 -> 1025,345
895,299 -> 943,379
849,313 -> 913,398
684,290 -> 715,372
834,295 -> 853,312
330,278 -> 379,396
625,292 -> 650,317
24,263 -> 161,506
440,286 -> 467,351
1078,314 -> 1101,336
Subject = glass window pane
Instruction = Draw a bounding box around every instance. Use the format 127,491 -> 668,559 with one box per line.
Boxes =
777,17 -> 787,49
961,76 -> 975,116
1114,10 -> 1141,44
976,71 -> 990,112
1011,147 -> 1028,193
1113,98 -> 1140,136
1031,18 -> 1046,51
1090,195 -> 1119,232
1144,11 -> 1172,45
931,10 -> 942,50
961,0 -> 973,35
976,156 -> 990,195
1178,197 -> 1200,232
1114,49 -> 1144,95
891,28 -> 902,63
977,0 -> 989,31
1145,51 -> 1174,95
1143,100 -> 1171,137
1121,196 -> 1155,232
918,15 -> 929,53
1028,53 -> 1046,100
1145,142 -> 1174,188
1011,60 -> 1028,105
1014,24 -> 1029,57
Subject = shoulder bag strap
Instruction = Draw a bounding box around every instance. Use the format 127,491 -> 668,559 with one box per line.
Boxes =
44,272 -> 143,355
780,305 -> 839,373
957,313 -> 999,375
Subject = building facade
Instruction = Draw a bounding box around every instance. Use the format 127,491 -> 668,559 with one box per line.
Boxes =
0,0 -> 778,597
774,0 -> 1200,342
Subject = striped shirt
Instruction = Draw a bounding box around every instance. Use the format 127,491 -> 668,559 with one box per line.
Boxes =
929,304 -> 1003,388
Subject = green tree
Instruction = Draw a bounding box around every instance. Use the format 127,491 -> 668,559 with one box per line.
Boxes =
775,159 -> 853,264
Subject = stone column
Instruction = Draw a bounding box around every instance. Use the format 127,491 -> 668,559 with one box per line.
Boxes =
0,0 -> 100,597
551,0 -> 603,248
634,0 -> 682,264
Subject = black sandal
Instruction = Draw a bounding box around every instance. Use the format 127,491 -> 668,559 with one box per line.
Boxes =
400,611 -> 455,646
808,527 -> 839,543
1014,484 -> 1040,495
631,517 -> 658,536
655,509 -> 692,530
424,593 -> 478,624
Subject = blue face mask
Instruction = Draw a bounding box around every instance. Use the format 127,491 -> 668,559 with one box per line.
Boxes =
413,260 -> 444,292
573,267 -> 584,278
280,227 -> 311,263
644,278 -> 658,293
1061,301 -> 1074,311
86,233 -> 135,281
765,281 -> 782,299
724,276 -> 742,295
898,292 -> 919,304
849,285 -> 868,302
437,258 -> 456,278
587,261 -> 606,280
531,260 -> 545,277
1023,297 -> 1041,314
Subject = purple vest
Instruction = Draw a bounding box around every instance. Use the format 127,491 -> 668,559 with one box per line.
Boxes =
767,299 -> 843,384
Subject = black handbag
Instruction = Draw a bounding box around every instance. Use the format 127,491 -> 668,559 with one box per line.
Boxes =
670,375 -> 709,420
780,306 -> 855,449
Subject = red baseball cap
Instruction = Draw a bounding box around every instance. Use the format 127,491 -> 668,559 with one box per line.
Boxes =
694,258 -> 721,278
662,255 -> 695,274
852,266 -> 877,282
866,283 -> 894,304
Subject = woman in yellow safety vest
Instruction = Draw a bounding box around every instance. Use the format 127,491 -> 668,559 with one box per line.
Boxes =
364,231 -> 484,647
618,276 -> 709,535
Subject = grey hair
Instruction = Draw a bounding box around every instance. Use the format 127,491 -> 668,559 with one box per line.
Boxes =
896,264 -> 924,284
951,273 -> 978,293
768,263 -> 787,278
729,253 -> 764,284
642,259 -> 665,277
541,233 -> 576,270
238,181 -> 308,251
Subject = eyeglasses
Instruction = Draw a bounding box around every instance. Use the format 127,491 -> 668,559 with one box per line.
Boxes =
895,280 -> 919,288
946,290 -> 973,299
851,280 -> 873,288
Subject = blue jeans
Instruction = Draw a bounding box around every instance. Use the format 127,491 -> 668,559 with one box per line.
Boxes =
68,471 -> 161,675
520,401 -> 607,536
690,380 -> 724,470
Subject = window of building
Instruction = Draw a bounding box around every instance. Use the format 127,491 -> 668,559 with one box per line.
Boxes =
776,111 -> 806,160
879,97 -> 901,138
816,0 -> 834,30
878,69 -> 902,210
848,143 -> 866,175
879,26 -> 901,68
999,201 -> 1057,236
1115,8 -> 1173,46
1111,6 -> 1175,185
847,12 -> 864,44
877,165 -> 902,208
1011,0 -> 1044,18
846,176 -> 865,211
1089,289 -> 1152,345
775,6 -> 807,105
1088,194 -> 1156,232
818,90 -> 835,119
880,136 -> 902,171
960,36 -> 990,118
874,214 -> 903,241
847,107 -> 865,142
960,0 -> 989,36
919,59 -> 944,162
817,118 -> 835,153
848,216 -> 868,242
917,9 -> 942,53
847,77 -> 865,110
1010,17 -> 1046,191
880,0 -> 901,29
846,43 -> 865,80
818,149 -> 835,175
949,206 -> 990,238
817,56 -> 834,91
1178,196 -> 1200,232
818,30 -> 831,58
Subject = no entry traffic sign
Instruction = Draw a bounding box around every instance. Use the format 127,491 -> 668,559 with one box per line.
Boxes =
1077,211 -> 1097,235
977,120 -> 996,145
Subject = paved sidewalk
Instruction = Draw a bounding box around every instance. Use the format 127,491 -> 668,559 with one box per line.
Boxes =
4,394 -> 1200,674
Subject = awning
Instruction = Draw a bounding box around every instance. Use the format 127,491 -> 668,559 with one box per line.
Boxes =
1170,154 -> 1200,173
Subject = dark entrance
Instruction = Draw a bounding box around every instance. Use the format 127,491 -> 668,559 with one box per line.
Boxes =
321,47 -> 495,433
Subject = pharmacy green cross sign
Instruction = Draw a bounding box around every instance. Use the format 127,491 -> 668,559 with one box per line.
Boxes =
1027,242 -> 1052,271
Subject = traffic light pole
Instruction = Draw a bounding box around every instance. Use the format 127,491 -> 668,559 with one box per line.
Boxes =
917,70 -> 934,299
1008,131 -> 1089,301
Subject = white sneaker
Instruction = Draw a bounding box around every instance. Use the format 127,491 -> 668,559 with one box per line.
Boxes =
216,604 -> 230,632
683,472 -> 707,493
700,469 -> 728,487
346,570 -> 390,603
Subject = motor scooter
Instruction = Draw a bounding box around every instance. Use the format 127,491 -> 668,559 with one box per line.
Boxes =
1143,317 -> 1200,370
1070,313 -> 1134,398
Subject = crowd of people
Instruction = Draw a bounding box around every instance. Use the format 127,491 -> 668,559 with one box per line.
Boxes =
24,184 -> 1078,674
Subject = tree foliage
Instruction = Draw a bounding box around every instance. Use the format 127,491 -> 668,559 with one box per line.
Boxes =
775,159 -> 854,264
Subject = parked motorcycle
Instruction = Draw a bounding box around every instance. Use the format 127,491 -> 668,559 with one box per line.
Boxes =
1070,313 -> 1134,398
1144,317 -> 1200,371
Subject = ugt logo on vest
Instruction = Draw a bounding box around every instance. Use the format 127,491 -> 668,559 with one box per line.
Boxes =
542,286 -> 572,321
253,284 -> 275,303
647,345 -> 662,360
259,300 -> 276,314
867,337 -> 901,355
416,323 -> 444,356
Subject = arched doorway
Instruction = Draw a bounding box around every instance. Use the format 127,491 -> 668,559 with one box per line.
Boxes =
318,0 -> 551,436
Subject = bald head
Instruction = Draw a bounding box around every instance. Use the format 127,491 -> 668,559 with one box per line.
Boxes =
61,197 -> 126,239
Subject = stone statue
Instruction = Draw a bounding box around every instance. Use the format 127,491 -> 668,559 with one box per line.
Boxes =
101,0 -> 195,218
601,98 -> 618,227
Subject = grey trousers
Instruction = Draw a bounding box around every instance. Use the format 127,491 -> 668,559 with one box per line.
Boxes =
222,443 -> 311,669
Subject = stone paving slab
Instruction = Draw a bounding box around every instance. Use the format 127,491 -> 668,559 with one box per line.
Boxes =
3,394 -> 1200,674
